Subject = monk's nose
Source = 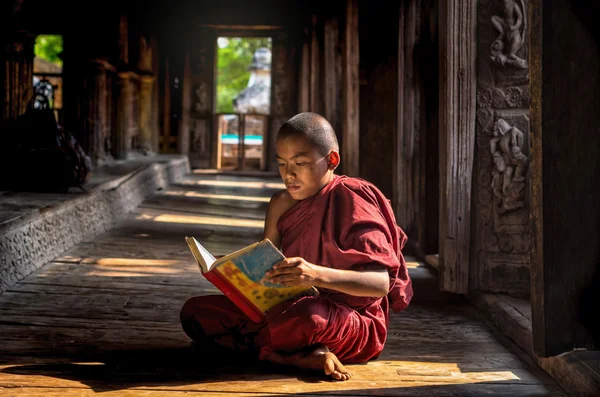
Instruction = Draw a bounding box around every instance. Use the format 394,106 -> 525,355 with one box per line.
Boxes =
285,167 -> 296,179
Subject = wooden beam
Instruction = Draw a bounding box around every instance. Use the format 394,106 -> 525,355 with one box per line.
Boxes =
438,0 -> 476,293
341,0 -> 359,177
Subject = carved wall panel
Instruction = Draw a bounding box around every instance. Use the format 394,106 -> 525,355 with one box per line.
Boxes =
473,0 -> 531,297
0,157 -> 190,294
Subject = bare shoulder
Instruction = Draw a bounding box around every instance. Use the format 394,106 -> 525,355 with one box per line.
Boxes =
268,189 -> 297,218
263,189 -> 297,247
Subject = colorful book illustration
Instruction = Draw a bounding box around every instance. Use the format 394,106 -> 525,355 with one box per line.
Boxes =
185,236 -> 317,323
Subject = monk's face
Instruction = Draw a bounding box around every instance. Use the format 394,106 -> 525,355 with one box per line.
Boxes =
275,135 -> 335,200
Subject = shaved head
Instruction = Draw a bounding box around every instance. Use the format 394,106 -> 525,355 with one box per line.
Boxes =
277,112 -> 339,156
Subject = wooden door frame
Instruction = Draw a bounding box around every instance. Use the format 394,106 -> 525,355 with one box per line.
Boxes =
209,27 -> 279,171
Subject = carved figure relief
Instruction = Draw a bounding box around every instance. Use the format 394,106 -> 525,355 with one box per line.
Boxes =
490,0 -> 528,69
489,118 -> 528,213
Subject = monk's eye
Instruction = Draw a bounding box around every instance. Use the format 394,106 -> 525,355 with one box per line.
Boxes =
296,162 -> 307,166
277,163 -> 285,167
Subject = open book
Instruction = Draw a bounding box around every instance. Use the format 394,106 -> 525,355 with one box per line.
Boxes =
185,236 -> 317,323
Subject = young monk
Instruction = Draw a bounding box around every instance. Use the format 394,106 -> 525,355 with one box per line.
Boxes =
180,112 -> 413,381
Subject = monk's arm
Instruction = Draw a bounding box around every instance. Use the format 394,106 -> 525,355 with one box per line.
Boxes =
315,265 -> 390,297
266,258 -> 390,297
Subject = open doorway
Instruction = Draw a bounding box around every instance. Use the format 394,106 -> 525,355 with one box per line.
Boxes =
215,37 -> 272,171
33,34 -> 63,124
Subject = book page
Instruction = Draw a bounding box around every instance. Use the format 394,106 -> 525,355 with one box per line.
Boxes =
186,237 -> 216,272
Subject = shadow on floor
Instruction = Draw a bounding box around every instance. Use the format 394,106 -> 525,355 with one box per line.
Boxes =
0,347 -> 560,396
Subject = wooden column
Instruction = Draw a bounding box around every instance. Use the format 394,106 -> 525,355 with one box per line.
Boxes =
324,10 -> 341,136
88,60 -> 111,165
309,15 -> 322,114
395,0 -> 419,238
159,56 -> 171,152
67,58 -> 115,165
188,27 -> 215,168
150,38 -> 160,153
438,0 -> 477,293
270,31 -> 297,172
114,71 -> 133,159
530,0 -> 600,357
177,52 -> 191,155
1,31 -> 34,121
341,0 -> 359,177
138,73 -> 156,154
298,33 -> 310,113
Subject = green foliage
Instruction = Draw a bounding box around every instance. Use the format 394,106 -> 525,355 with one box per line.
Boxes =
216,37 -> 271,113
34,35 -> 63,68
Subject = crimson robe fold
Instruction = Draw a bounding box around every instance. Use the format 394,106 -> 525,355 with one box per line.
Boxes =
180,174 -> 413,364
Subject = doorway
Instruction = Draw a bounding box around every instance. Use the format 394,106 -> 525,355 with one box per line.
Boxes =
215,37 -> 272,171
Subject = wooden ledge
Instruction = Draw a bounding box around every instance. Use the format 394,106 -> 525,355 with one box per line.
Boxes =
469,292 -> 600,397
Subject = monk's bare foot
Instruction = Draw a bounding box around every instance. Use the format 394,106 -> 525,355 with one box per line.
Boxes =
269,345 -> 352,381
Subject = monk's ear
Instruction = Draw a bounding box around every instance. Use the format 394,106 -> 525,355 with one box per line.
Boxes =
327,151 -> 340,170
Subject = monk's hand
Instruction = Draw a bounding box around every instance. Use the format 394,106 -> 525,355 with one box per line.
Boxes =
264,257 -> 320,287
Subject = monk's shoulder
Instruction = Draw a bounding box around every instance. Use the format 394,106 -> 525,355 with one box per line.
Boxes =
267,189 -> 297,218
331,176 -> 381,205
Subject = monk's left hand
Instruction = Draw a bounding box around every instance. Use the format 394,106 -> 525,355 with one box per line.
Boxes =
264,257 -> 321,287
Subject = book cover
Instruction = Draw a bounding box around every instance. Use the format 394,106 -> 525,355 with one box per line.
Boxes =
185,236 -> 316,323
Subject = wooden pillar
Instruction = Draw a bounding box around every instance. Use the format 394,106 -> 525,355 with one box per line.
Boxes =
159,56 -> 171,153
188,27 -> 215,168
438,0 -> 476,293
298,33 -> 310,113
138,73 -> 156,154
68,59 -> 116,166
270,31 -> 298,172
88,60 -> 111,165
309,15 -> 321,114
114,72 -> 133,159
530,0 -> 600,357
177,52 -> 191,155
324,10 -> 341,136
1,31 -> 34,121
341,0 -> 359,177
150,38 -> 160,153
395,0 -> 419,238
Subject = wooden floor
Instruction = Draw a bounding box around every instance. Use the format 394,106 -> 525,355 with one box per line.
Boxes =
0,171 -> 568,396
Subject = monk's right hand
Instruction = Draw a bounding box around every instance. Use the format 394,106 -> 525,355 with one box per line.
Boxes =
264,257 -> 321,288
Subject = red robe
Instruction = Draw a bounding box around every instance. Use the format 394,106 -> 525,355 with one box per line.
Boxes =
180,174 -> 413,363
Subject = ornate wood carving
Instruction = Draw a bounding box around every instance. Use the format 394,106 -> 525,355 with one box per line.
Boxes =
490,0 -> 528,69
473,0 -> 531,297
